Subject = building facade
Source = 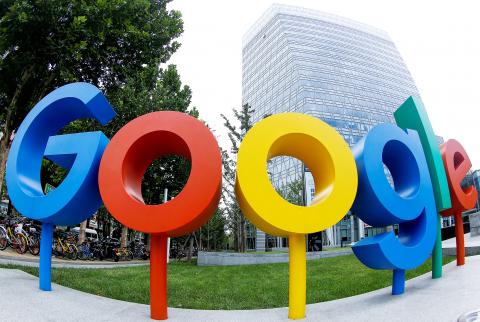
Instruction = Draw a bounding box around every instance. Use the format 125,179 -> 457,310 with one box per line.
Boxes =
470,170 -> 480,212
461,169 -> 480,214
242,5 -> 423,248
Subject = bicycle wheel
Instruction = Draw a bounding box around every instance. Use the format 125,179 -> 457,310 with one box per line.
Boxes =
0,229 -> 8,251
13,234 -> 28,254
28,235 -> 40,256
67,244 -> 78,260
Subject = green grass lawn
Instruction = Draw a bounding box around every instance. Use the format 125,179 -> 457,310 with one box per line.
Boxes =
0,255 -> 455,310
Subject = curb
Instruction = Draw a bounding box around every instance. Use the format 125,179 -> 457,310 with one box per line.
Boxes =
0,255 -> 149,269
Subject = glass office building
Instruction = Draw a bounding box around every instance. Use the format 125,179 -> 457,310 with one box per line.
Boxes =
242,5 -> 423,248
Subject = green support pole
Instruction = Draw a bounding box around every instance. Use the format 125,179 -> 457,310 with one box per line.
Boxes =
432,215 -> 443,278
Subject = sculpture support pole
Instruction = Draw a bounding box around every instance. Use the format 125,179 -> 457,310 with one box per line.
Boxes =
150,234 -> 168,320
288,233 -> 306,319
392,269 -> 405,295
432,215 -> 443,278
39,222 -> 54,291
454,212 -> 465,266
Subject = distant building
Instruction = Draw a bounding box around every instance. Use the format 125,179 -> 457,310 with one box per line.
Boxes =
439,168 -> 480,229
243,4 -> 425,248
463,169 -> 480,213
471,170 -> 480,211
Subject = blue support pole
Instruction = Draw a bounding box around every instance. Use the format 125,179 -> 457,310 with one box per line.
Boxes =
392,269 -> 405,295
39,222 -> 53,291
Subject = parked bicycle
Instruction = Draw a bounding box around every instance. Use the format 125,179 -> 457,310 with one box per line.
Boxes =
52,231 -> 78,260
77,240 -> 94,260
113,247 -> 133,262
0,218 -> 28,254
0,215 -> 150,262
20,219 -> 40,256
90,239 -> 105,260
101,237 -> 121,261
129,239 -> 149,260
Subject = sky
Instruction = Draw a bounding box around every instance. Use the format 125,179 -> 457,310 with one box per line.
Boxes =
167,0 -> 480,168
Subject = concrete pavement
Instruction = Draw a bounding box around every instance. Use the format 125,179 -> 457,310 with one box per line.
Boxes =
1,256 -> 480,321
442,232 -> 480,257
0,247 -> 149,269
197,248 -> 352,266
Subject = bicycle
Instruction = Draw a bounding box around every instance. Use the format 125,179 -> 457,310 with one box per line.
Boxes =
128,239 -> 149,260
101,237 -> 121,261
90,240 -> 105,260
0,219 -> 28,254
19,220 -> 40,256
52,232 -> 78,260
77,241 -> 94,260
113,247 -> 133,262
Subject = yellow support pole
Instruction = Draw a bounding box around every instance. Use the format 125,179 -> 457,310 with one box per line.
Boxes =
288,233 -> 306,319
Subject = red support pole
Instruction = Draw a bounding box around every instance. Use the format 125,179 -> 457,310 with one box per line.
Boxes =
454,212 -> 465,266
150,234 -> 168,320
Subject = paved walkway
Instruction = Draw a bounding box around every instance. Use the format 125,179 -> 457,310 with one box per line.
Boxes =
1,255 -> 479,321
443,232 -> 480,247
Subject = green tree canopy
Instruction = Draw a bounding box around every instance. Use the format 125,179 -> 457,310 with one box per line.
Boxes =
0,0 -> 184,194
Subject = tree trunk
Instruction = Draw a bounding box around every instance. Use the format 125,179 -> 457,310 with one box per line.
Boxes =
192,232 -> 199,251
0,143 -> 9,196
78,220 -> 87,244
0,116 -> 12,197
207,222 -> 210,251
236,219 -> 241,251
239,216 -> 246,252
0,67 -> 34,197
198,227 -> 202,251
120,226 -> 128,248
243,218 -> 247,252
146,233 -> 151,251
108,219 -> 112,237
187,236 -> 194,261
102,218 -> 108,238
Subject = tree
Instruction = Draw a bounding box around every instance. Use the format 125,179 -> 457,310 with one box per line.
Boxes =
106,65 -> 196,247
220,103 -> 254,252
62,64 -> 196,246
170,208 -> 226,261
201,208 -> 227,251
0,0 -> 183,196
277,179 -> 304,206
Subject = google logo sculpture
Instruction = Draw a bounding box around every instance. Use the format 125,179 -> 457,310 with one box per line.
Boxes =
6,83 -> 477,320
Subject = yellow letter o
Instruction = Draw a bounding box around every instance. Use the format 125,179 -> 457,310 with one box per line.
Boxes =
236,112 -> 358,236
